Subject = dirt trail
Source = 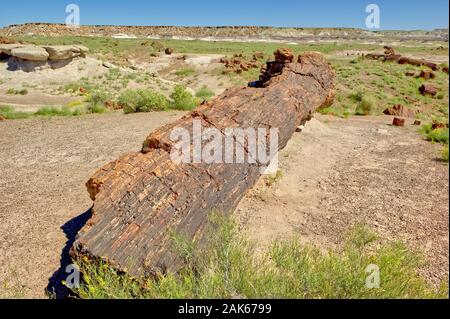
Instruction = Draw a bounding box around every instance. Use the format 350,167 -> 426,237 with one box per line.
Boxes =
0,113 -> 448,298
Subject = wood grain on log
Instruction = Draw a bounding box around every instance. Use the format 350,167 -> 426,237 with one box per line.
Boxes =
70,51 -> 335,279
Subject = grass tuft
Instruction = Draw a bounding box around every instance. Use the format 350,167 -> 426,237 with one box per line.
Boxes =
71,214 -> 448,299
170,85 -> 197,111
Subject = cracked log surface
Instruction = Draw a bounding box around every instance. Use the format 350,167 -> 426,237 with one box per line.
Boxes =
70,51 -> 335,279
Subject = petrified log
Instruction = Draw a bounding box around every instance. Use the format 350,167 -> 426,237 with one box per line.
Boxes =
70,51 -> 335,279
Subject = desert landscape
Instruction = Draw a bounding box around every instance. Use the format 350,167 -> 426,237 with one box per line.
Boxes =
0,23 -> 448,299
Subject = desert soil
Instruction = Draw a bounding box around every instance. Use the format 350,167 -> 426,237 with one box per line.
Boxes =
0,112 -> 448,298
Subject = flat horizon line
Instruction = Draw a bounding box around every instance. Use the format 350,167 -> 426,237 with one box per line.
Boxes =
1,22 -> 448,32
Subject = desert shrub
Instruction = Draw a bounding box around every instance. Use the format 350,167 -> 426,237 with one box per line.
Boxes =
355,96 -> 375,115
441,146 -> 449,162
85,90 -> 111,107
72,214 -> 448,299
35,106 -> 74,117
420,124 -> 449,144
175,68 -> 196,77
427,128 -> 449,144
118,89 -> 169,114
170,85 -> 197,110
349,90 -> 364,102
137,89 -> 169,112
0,105 -> 32,120
118,89 -> 141,114
195,86 -> 215,100
6,88 -> 28,95
87,104 -> 108,114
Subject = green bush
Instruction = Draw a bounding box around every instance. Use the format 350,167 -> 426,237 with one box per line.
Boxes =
441,146 -> 449,162
85,90 -> 111,107
428,128 -> 449,144
118,89 -> 169,114
0,105 -> 32,120
420,124 -> 449,144
170,85 -> 197,110
87,104 -> 108,114
35,106 -> 74,117
195,86 -> 215,100
175,68 -> 196,77
355,96 -> 375,115
72,214 -> 448,299
6,88 -> 28,95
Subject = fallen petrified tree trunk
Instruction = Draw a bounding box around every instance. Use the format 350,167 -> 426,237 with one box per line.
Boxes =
70,50 -> 335,279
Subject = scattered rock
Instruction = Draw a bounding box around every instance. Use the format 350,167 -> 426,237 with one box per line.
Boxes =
165,48 -> 173,55
0,115 -> 6,121
393,118 -> 405,127
383,104 -> 417,118
253,52 -> 264,60
405,71 -> 416,77
413,120 -> 421,126
10,46 -> 49,61
220,53 -> 260,74
422,61 -> 438,71
0,43 -> 24,55
442,65 -> 449,74
42,45 -> 77,60
102,61 -> 117,69
418,70 -> 436,80
419,84 -> 438,96
398,56 -> 423,67
274,48 -> 294,63
383,46 -> 396,55
431,122 -> 449,130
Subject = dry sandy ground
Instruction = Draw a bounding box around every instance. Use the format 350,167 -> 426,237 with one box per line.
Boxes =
236,115 -> 449,285
0,111 -> 184,298
0,112 -> 448,298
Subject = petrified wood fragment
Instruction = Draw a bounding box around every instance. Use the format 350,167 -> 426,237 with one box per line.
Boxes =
70,51 -> 335,279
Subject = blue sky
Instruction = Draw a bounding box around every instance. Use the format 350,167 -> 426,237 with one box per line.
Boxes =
0,0 -> 448,30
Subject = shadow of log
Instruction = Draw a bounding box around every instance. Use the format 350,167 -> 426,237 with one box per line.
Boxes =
46,208 -> 92,299
6,57 -> 74,72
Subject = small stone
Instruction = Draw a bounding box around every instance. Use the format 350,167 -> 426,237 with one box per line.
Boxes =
413,120 -> 421,126
419,84 -> 438,96
393,118 -> 405,127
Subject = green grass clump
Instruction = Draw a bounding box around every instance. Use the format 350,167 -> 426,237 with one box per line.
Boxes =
119,89 -> 169,114
6,88 -> 28,95
427,128 -> 449,144
265,169 -> 283,186
170,85 -> 197,110
175,68 -> 197,77
195,86 -> 215,100
355,96 -> 375,115
441,146 -> 449,162
85,90 -> 111,107
35,106 -> 76,117
0,106 -> 32,119
72,214 -> 448,299
420,124 -> 449,144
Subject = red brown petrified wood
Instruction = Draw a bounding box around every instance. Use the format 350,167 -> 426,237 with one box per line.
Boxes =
70,51 -> 336,279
